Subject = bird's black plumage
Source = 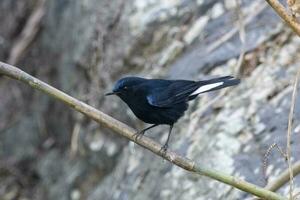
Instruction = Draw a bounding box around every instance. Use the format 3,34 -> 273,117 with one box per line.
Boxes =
106,76 -> 240,151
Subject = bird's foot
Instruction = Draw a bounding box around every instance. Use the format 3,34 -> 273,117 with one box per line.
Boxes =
159,144 -> 168,155
134,130 -> 145,141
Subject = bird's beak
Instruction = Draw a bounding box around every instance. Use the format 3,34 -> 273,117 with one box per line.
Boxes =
105,92 -> 116,96
105,91 -> 121,96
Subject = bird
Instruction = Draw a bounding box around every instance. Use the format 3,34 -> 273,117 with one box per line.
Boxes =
106,76 -> 240,151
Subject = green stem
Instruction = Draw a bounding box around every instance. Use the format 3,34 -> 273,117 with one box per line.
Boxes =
0,61 -> 287,200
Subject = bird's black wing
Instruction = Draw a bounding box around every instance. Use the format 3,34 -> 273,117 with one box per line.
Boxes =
146,76 -> 239,107
146,80 -> 199,107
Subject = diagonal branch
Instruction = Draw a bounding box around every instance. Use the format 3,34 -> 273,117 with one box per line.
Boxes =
265,0 -> 300,36
266,161 -> 300,192
0,61 -> 287,200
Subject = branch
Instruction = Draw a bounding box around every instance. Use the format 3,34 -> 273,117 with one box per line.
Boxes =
0,61 -> 287,200
266,161 -> 300,192
265,0 -> 300,36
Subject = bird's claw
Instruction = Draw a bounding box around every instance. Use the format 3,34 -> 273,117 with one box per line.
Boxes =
134,130 -> 145,141
159,144 -> 168,154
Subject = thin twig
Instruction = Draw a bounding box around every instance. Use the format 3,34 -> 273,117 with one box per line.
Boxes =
265,160 -> 300,192
286,68 -> 300,199
265,0 -> 300,36
7,0 -> 46,65
70,122 -> 81,157
206,2 -> 267,54
189,0 -> 246,124
0,61 -> 287,200
235,0 -> 246,77
263,143 -> 287,185
189,0 -> 246,123
255,161 -> 300,200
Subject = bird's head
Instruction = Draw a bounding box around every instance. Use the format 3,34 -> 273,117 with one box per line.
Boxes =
105,77 -> 146,97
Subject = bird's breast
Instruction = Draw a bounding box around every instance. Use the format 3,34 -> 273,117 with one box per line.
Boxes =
125,97 -> 188,125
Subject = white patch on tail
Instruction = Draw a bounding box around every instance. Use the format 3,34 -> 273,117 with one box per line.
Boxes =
191,82 -> 224,95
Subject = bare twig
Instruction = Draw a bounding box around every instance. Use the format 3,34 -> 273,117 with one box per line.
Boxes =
263,143 -> 287,184
265,161 -> 300,192
190,89 -> 227,120
70,122 -> 81,157
255,161 -> 300,200
265,0 -> 300,36
286,68 -> 300,199
188,0 -> 246,126
256,70 -> 300,200
235,0 -> 246,77
188,0 -> 246,127
7,0 -> 46,65
0,61 -> 287,200
206,2 -> 267,54
107,0 -> 125,30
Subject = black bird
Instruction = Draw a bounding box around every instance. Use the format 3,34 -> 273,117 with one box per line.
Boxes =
106,76 -> 240,151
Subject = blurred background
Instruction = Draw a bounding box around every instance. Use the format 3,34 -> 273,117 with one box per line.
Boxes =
0,0 -> 300,199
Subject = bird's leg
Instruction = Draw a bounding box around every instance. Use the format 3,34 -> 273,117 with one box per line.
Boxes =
134,124 -> 159,141
160,124 -> 173,153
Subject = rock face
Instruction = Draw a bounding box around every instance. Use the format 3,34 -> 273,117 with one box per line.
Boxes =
0,0 -> 299,199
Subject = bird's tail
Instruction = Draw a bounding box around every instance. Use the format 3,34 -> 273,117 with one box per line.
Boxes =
191,76 -> 240,95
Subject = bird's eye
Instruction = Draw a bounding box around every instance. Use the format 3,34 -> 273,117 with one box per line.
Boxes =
123,86 -> 128,90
